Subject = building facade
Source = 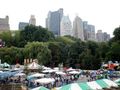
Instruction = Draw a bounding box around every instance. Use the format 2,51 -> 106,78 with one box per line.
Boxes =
19,22 -> 29,30
96,30 -> 110,42
60,16 -> 72,36
103,32 -> 110,41
29,15 -> 36,25
73,16 -> 84,41
0,16 -> 10,31
83,21 -> 95,41
46,8 -> 63,36
88,25 -> 95,41
96,30 -> 103,42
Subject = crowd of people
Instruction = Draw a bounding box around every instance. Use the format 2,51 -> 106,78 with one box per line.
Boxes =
0,68 -> 120,90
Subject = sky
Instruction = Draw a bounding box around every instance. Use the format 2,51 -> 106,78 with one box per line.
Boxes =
0,0 -> 120,36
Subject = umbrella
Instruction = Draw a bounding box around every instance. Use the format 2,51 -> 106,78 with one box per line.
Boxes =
31,86 -> 49,90
56,79 -> 118,90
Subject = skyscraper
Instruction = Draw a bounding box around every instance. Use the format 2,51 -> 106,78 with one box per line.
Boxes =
88,25 -> 95,41
19,22 -> 29,30
60,16 -> 72,36
96,30 -> 110,42
83,21 -> 95,41
103,32 -> 110,41
83,21 -> 88,40
29,15 -> 36,25
96,30 -> 104,42
46,8 -> 63,36
73,16 -> 84,41
0,16 -> 10,32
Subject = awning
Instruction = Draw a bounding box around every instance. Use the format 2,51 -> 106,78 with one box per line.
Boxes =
31,86 -> 49,90
56,79 -> 118,90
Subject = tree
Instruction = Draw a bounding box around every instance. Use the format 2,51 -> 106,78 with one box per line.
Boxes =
24,42 -> 51,65
68,41 -> 86,68
19,25 -> 54,47
86,41 -> 98,55
106,42 -> 120,62
11,31 -> 21,47
48,42 -> 62,67
113,27 -> 120,41
0,31 -> 12,47
33,26 -> 54,42
0,47 -> 24,64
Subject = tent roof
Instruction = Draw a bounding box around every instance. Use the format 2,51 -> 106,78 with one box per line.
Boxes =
28,62 -> 40,69
56,79 -> 118,90
31,86 -> 49,90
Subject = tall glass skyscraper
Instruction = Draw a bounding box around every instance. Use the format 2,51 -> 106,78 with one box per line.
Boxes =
46,8 -> 63,36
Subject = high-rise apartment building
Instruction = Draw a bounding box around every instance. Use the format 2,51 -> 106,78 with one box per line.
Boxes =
88,25 -> 95,41
0,16 -> 10,32
96,30 -> 110,42
46,8 -> 63,36
29,15 -> 36,25
73,16 -> 84,41
19,22 -> 29,30
60,16 -> 72,36
83,21 -> 88,40
96,30 -> 103,42
83,21 -> 95,41
103,32 -> 110,41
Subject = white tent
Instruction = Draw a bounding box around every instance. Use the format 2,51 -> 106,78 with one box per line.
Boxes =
35,78 -> 55,84
69,71 -> 80,74
42,69 -> 58,73
0,71 -> 3,73
56,79 -> 118,90
66,68 -> 75,71
29,73 -> 45,78
31,86 -> 49,90
28,62 -> 40,69
14,73 -> 26,77
43,66 -> 51,70
56,71 -> 66,75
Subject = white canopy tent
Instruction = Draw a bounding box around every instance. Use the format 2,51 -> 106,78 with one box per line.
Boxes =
55,71 -> 66,75
35,78 -> 55,84
69,71 -> 80,74
66,68 -> 75,71
29,73 -> 45,78
42,69 -> 58,73
14,73 -> 26,77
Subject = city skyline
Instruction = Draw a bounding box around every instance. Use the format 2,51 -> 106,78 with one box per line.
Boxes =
0,0 -> 120,36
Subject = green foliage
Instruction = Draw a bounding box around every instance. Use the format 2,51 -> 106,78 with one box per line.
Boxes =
24,42 -> 51,65
113,27 -> 120,41
0,26 -> 120,70
0,47 -> 24,64
0,31 -> 12,47
19,25 -> 54,47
